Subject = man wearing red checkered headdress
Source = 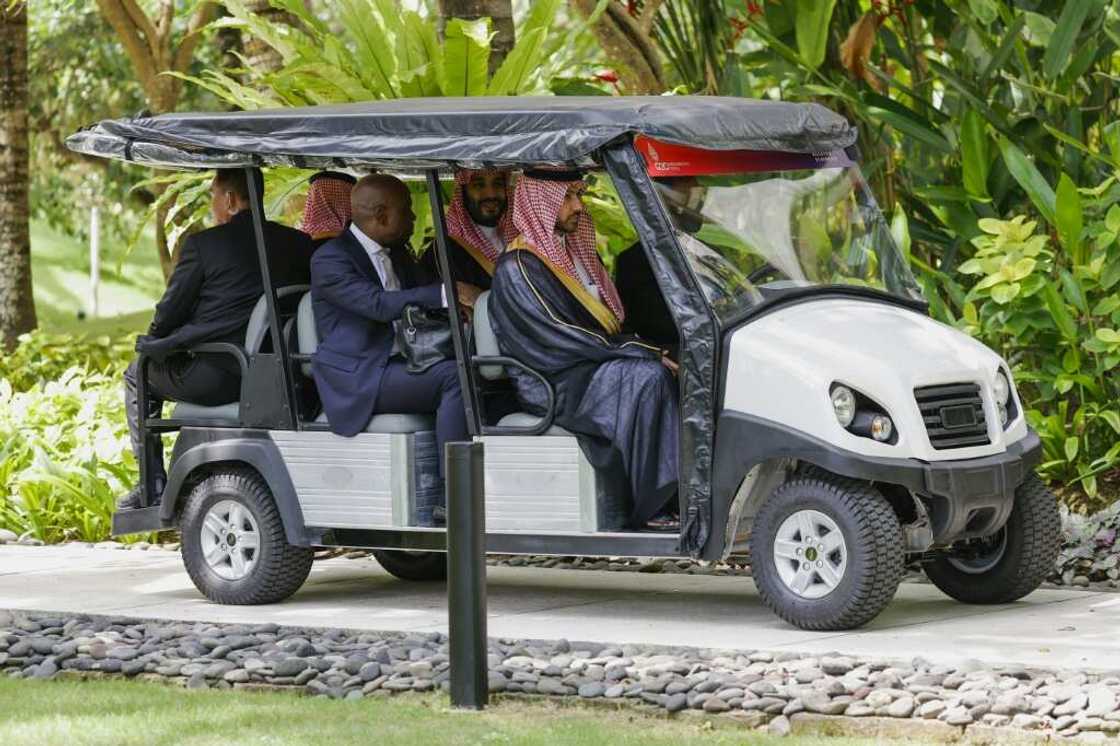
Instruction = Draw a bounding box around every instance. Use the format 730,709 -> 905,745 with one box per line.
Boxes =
487,169 -> 680,529
301,171 -> 355,249
440,169 -> 517,289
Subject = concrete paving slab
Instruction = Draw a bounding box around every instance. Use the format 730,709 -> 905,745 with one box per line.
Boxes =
1,544 -> 1116,671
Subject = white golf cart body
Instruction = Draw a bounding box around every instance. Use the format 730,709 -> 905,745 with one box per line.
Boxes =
67,97 -> 1054,630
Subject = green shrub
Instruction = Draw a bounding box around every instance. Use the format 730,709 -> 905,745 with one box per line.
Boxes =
952,212 -> 1120,512
0,332 -> 143,543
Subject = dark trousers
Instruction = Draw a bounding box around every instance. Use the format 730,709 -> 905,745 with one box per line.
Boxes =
373,359 -> 468,478
124,354 -> 241,482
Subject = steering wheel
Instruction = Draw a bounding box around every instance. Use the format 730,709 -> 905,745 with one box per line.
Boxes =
747,262 -> 783,284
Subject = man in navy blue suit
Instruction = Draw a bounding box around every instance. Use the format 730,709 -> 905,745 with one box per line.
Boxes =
310,174 -> 479,484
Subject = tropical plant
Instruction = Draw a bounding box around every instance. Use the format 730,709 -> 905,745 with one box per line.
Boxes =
954,200 -> 1120,510
0,331 -> 149,544
141,0 -> 636,256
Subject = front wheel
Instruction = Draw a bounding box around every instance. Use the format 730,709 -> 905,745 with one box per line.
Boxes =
923,473 -> 1060,604
181,468 -> 313,604
751,475 -> 904,631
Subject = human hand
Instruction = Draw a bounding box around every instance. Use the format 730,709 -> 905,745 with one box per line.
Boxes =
661,354 -> 679,375
456,282 -> 482,308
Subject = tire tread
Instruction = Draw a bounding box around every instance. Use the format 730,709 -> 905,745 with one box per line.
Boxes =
752,476 -> 905,631
181,468 -> 313,605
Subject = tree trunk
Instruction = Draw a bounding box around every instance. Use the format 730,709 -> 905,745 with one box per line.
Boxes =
569,0 -> 665,94
0,2 -> 36,349
437,0 -> 515,75
244,0 -> 302,74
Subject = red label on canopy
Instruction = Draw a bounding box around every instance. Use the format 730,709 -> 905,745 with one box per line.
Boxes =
635,135 -> 852,176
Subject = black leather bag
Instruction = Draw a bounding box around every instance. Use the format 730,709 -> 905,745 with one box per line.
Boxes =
396,304 -> 455,373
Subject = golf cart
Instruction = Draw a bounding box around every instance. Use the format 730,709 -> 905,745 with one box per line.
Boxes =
67,97 -> 1060,631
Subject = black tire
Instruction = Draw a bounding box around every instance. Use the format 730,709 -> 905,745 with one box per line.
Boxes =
180,468 -> 313,604
751,476 -> 904,631
372,550 -> 448,582
923,473 -> 1060,604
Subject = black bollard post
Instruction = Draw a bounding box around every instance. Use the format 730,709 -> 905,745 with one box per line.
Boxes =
446,440 -> 487,709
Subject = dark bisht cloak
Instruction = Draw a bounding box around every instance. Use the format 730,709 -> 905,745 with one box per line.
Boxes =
488,239 -> 679,525
422,237 -> 496,290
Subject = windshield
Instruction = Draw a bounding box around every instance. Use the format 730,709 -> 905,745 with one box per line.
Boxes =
654,167 -> 923,322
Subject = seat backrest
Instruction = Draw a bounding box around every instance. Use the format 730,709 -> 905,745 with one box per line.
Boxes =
296,291 -> 317,376
245,285 -> 310,354
473,291 -> 505,380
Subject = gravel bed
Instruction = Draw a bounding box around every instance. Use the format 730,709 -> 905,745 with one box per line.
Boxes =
3,610 -> 1120,740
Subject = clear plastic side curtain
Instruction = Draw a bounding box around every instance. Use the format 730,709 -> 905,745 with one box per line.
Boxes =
602,142 -> 718,558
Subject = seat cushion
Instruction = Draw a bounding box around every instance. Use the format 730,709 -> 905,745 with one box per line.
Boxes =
473,291 -> 504,380
315,412 -> 435,433
497,412 -> 573,436
171,401 -> 240,423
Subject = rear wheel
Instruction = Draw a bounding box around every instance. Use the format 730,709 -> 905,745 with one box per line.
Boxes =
923,473 -> 1059,604
181,468 -> 313,604
373,550 -> 448,581
751,475 -> 904,631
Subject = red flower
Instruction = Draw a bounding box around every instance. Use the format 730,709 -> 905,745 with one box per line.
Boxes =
595,70 -> 620,83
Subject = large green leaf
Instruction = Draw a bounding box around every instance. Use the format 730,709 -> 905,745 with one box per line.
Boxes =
440,18 -> 491,96
488,0 -> 561,95
866,106 -> 952,153
335,0 -> 398,97
488,27 -> 547,95
794,0 -> 836,70
961,109 -> 990,201
1055,173 -> 1084,265
1043,283 -> 1078,341
397,11 -> 442,97
998,137 -> 1056,225
1042,1 -> 1092,79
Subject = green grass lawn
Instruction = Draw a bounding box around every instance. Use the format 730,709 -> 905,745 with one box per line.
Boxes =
0,677 -> 912,746
30,219 -> 159,336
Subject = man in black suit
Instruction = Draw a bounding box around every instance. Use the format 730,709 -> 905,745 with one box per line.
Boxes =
310,174 -> 478,488
118,168 -> 313,509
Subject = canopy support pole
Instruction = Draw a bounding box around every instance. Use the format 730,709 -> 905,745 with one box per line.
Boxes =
245,167 -> 298,430
426,169 -> 482,435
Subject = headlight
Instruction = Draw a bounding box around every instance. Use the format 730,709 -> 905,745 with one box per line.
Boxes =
831,385 -> 856,427
870,415 -> 893,442
993,370 -> 1010,406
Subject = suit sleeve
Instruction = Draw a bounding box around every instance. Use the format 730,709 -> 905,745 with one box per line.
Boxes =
311,245 -> 443,323
149,236 -> 203,338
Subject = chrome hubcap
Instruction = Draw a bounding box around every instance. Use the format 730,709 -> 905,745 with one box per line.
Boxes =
200,500 -> 260,581
773,509 -> 847,599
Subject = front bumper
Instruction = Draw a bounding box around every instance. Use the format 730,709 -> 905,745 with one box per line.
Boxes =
710,414 -> 1043,557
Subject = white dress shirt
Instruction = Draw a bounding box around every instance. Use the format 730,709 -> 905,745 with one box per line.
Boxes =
349,224 -> 445,356
479,223 -> 506,255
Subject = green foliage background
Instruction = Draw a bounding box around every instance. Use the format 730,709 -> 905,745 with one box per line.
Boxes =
8,0 -> 1120,542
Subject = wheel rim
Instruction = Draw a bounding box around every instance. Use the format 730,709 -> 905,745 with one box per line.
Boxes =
772,509 -> 848,599
200,499 -> 260,581
945,528 -> 1008,575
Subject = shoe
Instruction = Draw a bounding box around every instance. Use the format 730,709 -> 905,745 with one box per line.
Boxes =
431,506 -> 447,526
644,513 -> 680,532
116,482 -> 163,510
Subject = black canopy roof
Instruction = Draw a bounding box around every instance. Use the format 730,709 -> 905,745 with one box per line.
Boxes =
66,96 -> 857,170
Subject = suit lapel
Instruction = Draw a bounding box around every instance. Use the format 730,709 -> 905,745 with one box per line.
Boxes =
338,228 -> 382,286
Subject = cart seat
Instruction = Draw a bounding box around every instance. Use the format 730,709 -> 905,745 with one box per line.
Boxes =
496,412 -> 572,436
170,285 -> 309,424
475,291 -> 562,433
297,292 -> 435,435
171,401 -> 240,423
313,411 -> 435,433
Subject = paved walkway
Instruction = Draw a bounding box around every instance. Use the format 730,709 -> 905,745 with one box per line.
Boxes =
2,545 -> 1117,672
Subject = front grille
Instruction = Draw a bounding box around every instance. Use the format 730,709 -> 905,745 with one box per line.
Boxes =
914,382 -> 991,450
